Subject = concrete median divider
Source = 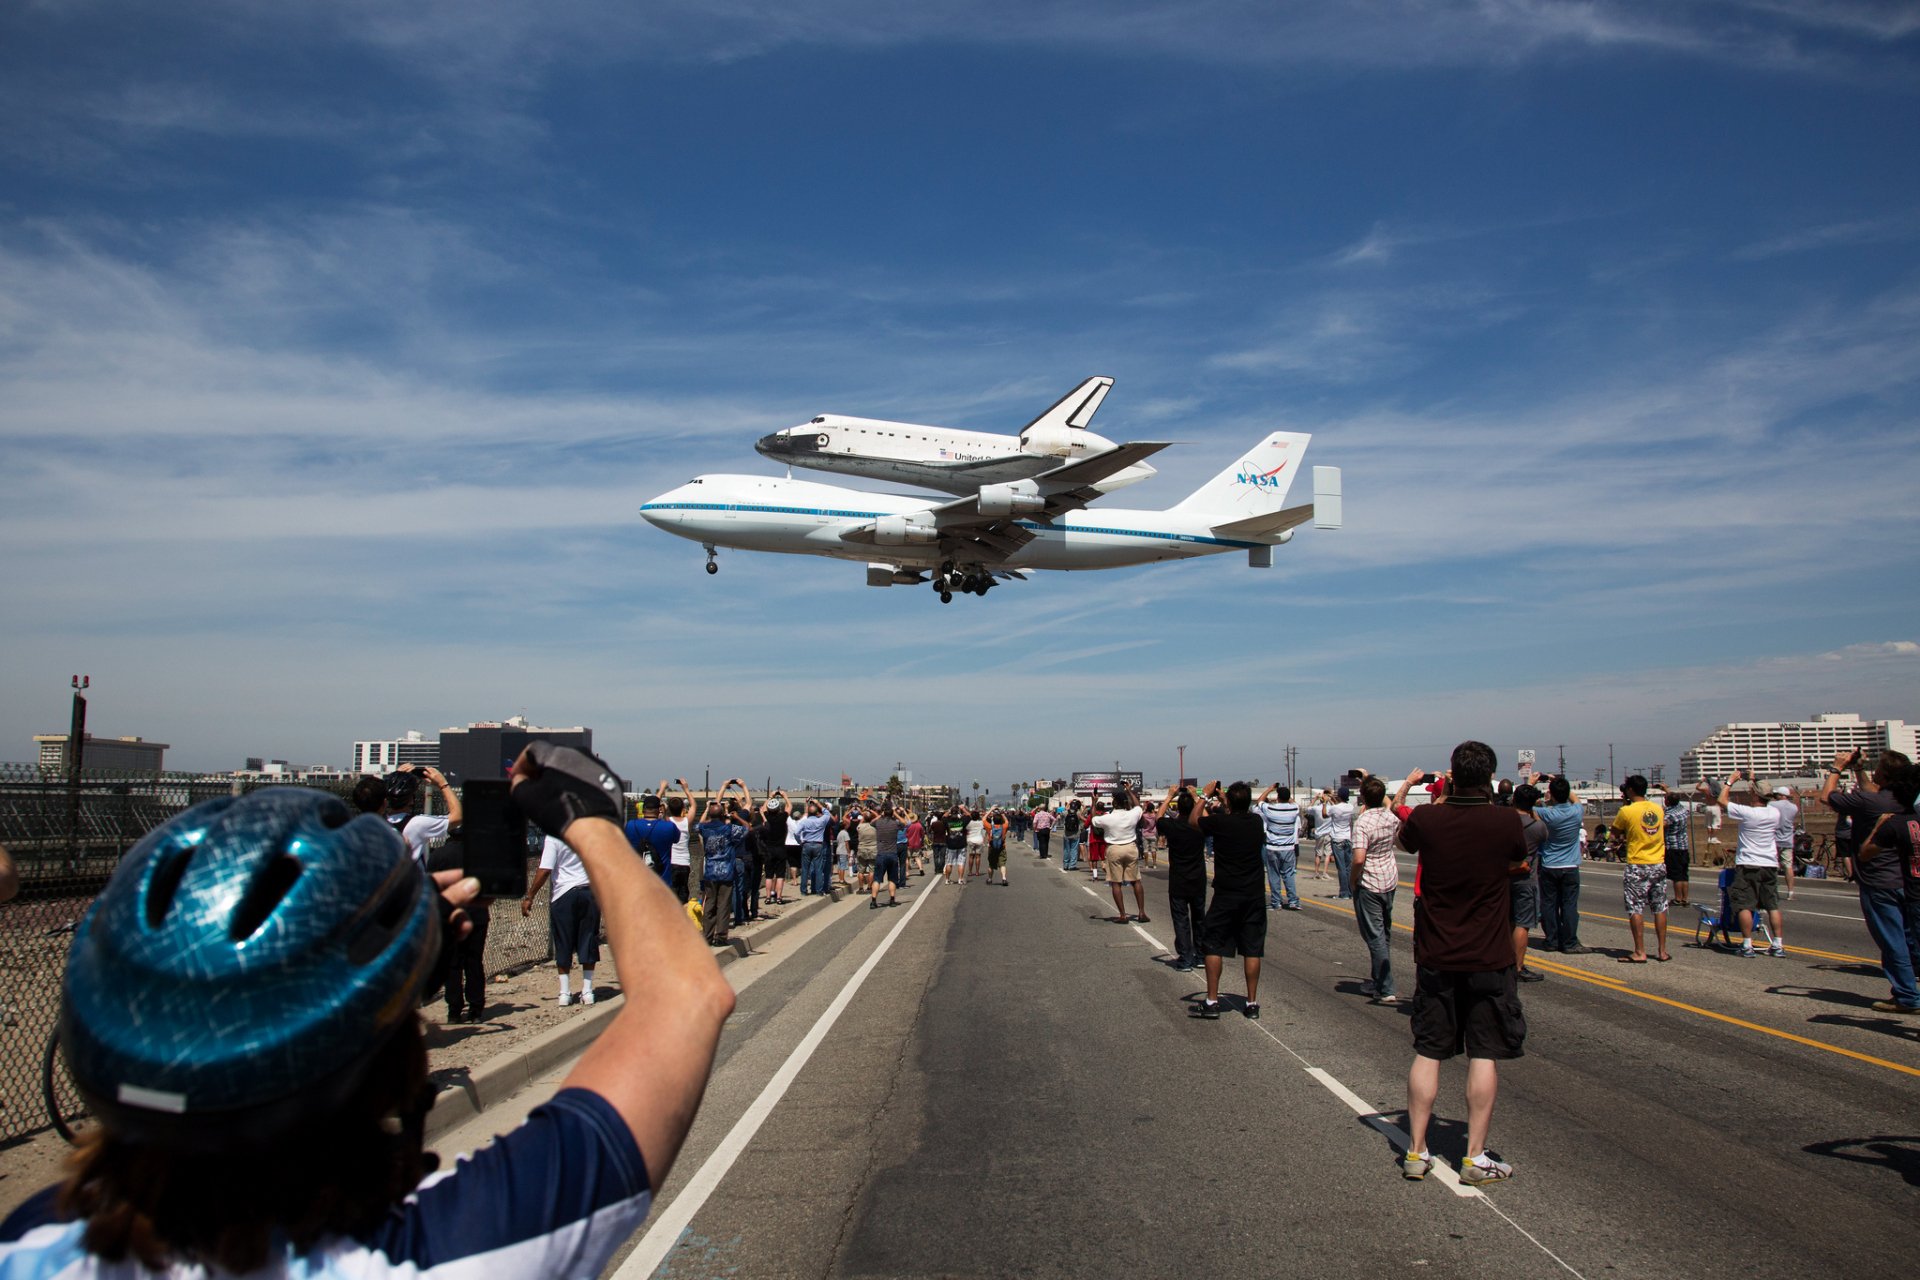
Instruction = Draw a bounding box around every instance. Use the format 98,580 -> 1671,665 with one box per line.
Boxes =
425,886 -> 847,1138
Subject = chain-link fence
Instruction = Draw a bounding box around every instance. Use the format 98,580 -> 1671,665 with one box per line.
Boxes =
0,765 -> 554,1145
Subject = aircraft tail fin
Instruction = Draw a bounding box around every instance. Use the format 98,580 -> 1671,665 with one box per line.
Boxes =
1021,376 -> 1113,435
1167,431 -> 1311,524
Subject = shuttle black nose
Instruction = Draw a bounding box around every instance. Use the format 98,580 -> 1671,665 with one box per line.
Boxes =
756,430 -> 826,457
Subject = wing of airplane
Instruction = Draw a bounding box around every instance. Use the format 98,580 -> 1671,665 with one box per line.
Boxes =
838,442 -> 1168,564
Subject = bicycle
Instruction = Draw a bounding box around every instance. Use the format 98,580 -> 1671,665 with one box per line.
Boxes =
43,1026 -> 92,1144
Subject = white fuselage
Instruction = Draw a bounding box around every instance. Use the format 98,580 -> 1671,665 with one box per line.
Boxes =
754,415 -> 1156,496
639,474 -> 1267,571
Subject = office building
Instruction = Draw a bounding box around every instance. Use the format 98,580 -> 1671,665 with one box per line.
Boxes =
1679,713 -> 1919,784
438,716 -> 594,783
351,730 -> 440,775
34,734 -> 168,776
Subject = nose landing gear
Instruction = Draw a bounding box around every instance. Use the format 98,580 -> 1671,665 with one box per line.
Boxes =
703,544 -> 719,575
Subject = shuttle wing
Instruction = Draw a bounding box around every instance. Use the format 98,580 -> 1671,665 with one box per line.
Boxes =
839,441 -> 1168,564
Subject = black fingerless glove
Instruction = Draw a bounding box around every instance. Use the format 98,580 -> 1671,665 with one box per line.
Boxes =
510,741 -> 624,836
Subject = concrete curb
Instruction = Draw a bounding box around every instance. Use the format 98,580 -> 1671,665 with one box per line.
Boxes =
425,885 -> 847,1138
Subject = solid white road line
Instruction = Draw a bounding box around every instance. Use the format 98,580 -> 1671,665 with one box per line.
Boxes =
1075,879 -> 1173,953
614,880 -> 941,1280
1064,858 -> 1591,1279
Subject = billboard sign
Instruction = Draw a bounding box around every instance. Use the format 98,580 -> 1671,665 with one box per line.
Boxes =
1072,770 -> 1144,792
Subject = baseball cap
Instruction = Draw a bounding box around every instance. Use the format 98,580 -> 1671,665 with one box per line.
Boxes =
1771,785 -> 1791,796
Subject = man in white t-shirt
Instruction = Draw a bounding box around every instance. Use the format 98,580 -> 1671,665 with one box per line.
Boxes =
523,835 -> 602,1004
1320,789 -> 1357,900
351,766 -> 463,864
1096,788 -> 1149,923
663,779 -> 695,903
1719,770 -> 1786,958
1768,787 -> 1800,903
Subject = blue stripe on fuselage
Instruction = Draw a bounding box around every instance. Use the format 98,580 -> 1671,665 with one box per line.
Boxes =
635,502 -> 1262,551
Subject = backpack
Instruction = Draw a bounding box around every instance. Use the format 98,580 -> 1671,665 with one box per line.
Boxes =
1063,811 -> 1082,836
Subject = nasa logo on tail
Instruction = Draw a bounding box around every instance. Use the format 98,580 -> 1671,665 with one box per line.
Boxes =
1233,441 -> 1291,490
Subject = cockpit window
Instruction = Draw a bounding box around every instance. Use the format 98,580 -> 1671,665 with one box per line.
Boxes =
811,416 -> 826,424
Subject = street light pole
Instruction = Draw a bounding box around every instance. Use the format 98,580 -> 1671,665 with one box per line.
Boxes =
1177,745 -> 1186,785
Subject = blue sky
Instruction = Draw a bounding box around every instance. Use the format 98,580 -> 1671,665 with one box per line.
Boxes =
3,0 -> 1916,789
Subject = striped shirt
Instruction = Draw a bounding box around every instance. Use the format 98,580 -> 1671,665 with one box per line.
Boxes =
1352,807 -> 1402,894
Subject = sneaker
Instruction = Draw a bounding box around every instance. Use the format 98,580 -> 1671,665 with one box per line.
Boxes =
1461,1151 -> 1513,1185
1196,999 -> 1221,1020
1282,901 -> 1303,911
580,989 -> 595,1006
1401,1150 -> 1433,1180
1768,944 -> 1787,957
1244,1001 -> 1261,1020
1517,968 -> 1545,983
1372,994 -> 1406,1006
1739,942 -> 1756,958
1871,1000 -> 1920,1014
557,992 -> 577,1006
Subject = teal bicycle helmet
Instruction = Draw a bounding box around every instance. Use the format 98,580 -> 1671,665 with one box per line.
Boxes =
59,787 -> 441,1146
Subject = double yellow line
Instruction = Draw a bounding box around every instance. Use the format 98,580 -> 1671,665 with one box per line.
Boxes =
1299,898 -> 1920,1081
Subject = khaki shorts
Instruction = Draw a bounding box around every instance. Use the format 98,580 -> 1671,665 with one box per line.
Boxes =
1106,841 -> 1140,882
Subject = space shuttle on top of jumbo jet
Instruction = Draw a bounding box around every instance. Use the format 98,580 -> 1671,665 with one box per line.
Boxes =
753,376 -> 1157,496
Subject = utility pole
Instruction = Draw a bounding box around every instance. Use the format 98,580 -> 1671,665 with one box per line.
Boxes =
67,675 -> 90,861
1608,744 -> 1615,787
1177,745 -> 1186,785
65,675 -> 91,867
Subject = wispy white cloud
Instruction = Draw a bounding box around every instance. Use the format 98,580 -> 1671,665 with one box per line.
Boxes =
1817,641 -> 1920,661
1728,213 -> 1920,261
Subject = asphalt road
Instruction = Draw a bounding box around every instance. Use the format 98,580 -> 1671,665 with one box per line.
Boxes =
444,845 -> 1920,1280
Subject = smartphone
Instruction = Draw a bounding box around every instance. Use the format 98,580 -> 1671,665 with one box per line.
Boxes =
459,779 -> 529,898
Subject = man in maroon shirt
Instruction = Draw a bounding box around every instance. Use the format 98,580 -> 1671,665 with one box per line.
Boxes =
1395,740 -> 1528,1186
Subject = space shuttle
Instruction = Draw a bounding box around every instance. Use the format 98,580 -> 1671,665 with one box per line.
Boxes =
753,376 -> 1157,496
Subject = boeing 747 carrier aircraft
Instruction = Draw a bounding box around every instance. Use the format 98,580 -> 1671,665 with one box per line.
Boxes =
753,376 -> 1157,496
642,431 -> 1341,602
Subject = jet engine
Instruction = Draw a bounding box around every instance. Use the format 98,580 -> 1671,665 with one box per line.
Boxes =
873,516 -> 940,546
977,482 -> 1045,518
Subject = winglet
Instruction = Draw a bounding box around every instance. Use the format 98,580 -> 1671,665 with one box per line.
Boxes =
1313,466 -> 1342,529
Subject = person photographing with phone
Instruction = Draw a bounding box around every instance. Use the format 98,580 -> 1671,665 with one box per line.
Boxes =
1820,746 -> 1917,1011
2,741 -> 733,1279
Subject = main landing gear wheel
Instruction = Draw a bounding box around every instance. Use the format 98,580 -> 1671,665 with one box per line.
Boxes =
703,544 -> 718,575
939,590 -> 953,604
